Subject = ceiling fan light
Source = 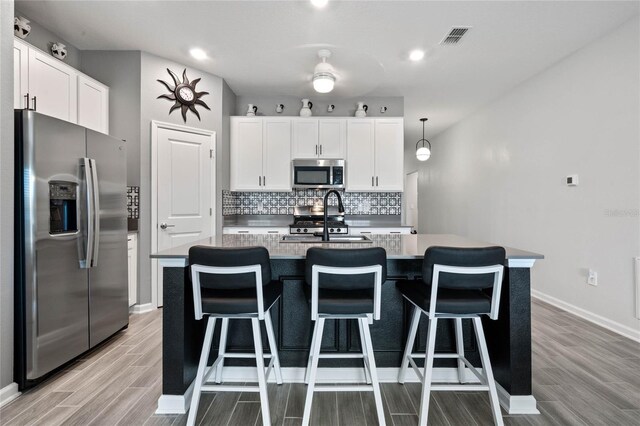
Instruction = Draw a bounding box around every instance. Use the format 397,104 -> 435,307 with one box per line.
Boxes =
416,146 -> 431,161
313,72 -> 335,93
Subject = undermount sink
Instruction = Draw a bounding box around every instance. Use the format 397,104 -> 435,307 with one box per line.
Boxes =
279,234 -> 373,244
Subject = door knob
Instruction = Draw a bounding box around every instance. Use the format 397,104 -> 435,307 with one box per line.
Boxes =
160,223 -> 175,230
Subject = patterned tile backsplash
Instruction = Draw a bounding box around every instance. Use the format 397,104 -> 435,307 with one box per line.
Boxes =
223,190 -> 402,216
127,186 -> 139,219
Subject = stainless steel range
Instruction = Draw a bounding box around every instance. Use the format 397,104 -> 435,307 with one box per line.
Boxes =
289,206 -> 348,234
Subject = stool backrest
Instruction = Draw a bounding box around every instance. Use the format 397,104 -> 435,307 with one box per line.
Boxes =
423,246 -> 505,319
189,246 -> 271,320
306,247 -> 387,321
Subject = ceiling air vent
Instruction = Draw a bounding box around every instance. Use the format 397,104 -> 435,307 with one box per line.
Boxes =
440,27 -> 471,45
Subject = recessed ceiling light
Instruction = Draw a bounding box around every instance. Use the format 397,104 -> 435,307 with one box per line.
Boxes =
310,0 -> 329,8
190,48 -> 207,61
409,49 -> 425,62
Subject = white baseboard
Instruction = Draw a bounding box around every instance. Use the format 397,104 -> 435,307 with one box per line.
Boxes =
130,303 -> 156,315
0,383 -> 20,408
532,290 -> 640,342
156,367 -> 538,415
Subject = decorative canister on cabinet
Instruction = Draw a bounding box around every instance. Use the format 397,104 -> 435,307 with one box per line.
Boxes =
246,104 -> 258,116
355,102 -> 368,118
51,43 -> 68,61
14,16 -> 31,39
300,99 -> 313,117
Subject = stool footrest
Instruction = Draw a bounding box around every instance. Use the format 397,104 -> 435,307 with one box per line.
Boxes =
317,353 -> 364,359
314,385 -> 375,392
201,385 -> 260,393
220,352 -> 273,359
430,384 -> 490,391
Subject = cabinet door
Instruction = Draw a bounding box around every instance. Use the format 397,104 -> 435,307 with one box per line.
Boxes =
374,119 -> 404,191
231,118 -> 263,191
346,119 -> 375,191
28,49 -> 77,122
78,74 -> 109,134
318,119 -> 346,158
292,119 -> 319,159
14,40 -> 29,109
263,118 -> 292,191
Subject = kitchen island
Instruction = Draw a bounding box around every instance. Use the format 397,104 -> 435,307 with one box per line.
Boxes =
152,234 -> 543,415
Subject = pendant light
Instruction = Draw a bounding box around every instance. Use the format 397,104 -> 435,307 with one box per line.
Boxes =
416,118 -> 432,161
313,49 -> 336,93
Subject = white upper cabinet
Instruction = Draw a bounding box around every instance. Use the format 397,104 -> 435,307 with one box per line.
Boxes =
263,118 -> 292,191
292,119 -> 319,159
318,119 -> 346,158
292,118 -> 346,159
346,119 -> 376,191
27,48 -> 78,123
374,119 -> 404,191
231,117 -> 292,192
77,75 -> 109,133
231,118 -> 263,191
346,118 -> 404,192
13,39 -> 29,109
14,39 -> 109,133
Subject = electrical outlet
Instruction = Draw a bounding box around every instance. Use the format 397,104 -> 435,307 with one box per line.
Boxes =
587,269 -> 598,286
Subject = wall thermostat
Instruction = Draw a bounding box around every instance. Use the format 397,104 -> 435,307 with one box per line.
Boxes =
566,175 -> 579,186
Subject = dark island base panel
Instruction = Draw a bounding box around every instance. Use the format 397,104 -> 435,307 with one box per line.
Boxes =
162,259 -> 532,397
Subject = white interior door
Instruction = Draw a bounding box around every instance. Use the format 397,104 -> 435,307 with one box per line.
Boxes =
155,126 -> 214,306
405,171 -> 419,229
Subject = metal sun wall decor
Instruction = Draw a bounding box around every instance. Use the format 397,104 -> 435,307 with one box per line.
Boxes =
157,68 -> 210,122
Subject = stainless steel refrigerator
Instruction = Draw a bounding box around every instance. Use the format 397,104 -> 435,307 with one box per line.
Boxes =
14,110 -> 128,389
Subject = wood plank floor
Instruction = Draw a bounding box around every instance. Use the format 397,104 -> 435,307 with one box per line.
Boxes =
1,299 -> 638,425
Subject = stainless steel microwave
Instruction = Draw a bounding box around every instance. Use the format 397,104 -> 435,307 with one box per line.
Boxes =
292,159 -> 345,189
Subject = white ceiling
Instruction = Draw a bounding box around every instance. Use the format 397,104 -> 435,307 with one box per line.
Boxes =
16,0 -> 639,145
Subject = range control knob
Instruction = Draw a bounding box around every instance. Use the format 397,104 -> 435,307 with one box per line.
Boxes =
297,228 -> 301,233
330,228 -> 335,233
303,228 -> 308,233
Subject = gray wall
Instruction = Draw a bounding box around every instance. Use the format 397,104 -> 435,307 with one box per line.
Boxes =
138,51 -> 227,305
234,95 -> 403,118
15,9 -> 82,69
417,17 -> 640,336
81,51 -> 142,186
220,81 -> 236,230
1,0 -> 15,391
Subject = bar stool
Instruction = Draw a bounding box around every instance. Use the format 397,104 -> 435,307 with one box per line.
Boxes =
396,246 -> 506,426
187,246 -> 283,426
302,247 -> 387,426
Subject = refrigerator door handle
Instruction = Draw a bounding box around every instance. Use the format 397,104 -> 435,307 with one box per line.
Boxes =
89,159 -> 100,267
80,158 -> 94,269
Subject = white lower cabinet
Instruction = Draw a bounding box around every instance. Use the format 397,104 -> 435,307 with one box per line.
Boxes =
127,233 -> 138,307
350,227 -> 412,235
223,227 -> 289,235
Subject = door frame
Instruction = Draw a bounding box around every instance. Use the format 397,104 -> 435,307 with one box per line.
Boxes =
151,120 -> 216,309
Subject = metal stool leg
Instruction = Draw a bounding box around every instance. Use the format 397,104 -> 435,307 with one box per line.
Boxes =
264,312 -> 283,385
418,317 -> 438,426
455,318 -> 466,384
304,320 -> 319,384
398,305 -> 421,384
358,319 -> 372,384
473,317 -> 504,426
187,317 -> 216,426
360,317 -> 386,426
302,318 -> 325,426
251,317 -> 271,426
215,317 -> 229,384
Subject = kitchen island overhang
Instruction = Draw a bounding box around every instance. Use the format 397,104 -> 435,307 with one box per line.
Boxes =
152,234 -> 543,415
